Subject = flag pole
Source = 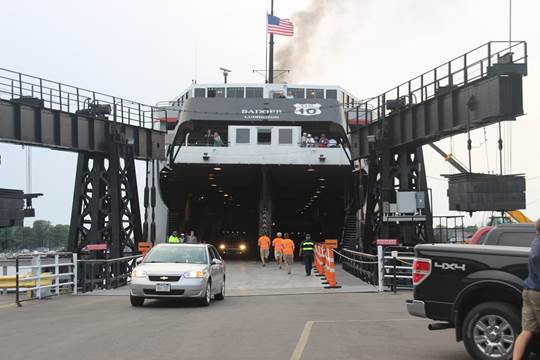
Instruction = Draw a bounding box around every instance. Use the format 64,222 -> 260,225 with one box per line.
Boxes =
268,0 -> 274,83
265,12 -> 268,83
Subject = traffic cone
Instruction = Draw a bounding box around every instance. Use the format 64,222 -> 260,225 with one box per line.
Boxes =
324,248 -> 341,289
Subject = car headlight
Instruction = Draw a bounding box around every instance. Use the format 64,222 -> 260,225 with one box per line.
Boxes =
239,244 -> 247,251
132,267 -> 147,278
219,244 -> 226,250
185,271 -> 206,278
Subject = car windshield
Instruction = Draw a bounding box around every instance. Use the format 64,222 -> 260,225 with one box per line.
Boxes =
144,246 -> 208,264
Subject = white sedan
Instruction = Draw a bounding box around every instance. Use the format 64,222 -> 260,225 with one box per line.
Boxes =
130,243 -> 225,306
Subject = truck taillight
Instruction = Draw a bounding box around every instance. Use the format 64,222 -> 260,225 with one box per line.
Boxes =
412,258 -> 431,286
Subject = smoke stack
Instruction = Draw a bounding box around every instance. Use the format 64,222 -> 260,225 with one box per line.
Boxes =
275,0 -> 348,83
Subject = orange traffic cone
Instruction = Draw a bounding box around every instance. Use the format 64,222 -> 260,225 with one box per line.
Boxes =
324,248 -> 341,289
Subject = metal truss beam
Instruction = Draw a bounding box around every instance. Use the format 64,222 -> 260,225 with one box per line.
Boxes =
351,74 -> 524,160
0,99 -> 164,160
67,126 -> 143,257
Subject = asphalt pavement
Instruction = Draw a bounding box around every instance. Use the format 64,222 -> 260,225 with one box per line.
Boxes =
0,291 -> 470,360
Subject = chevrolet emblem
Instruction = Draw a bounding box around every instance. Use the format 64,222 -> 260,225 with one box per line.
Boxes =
159,276 -> 168,280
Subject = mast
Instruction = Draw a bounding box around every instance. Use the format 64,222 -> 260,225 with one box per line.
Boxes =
268,0 -> 274,83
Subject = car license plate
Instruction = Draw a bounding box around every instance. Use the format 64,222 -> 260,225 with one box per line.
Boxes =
155,283 -> 170,292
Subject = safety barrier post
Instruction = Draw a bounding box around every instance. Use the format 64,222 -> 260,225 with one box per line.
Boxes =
32,255 -> 41,299
321,248 -> 329,284
324,248 -> 341,289
377,245 -> 384,292
73,253 -> 78,295
313,244 -> 319,274
315,244 -> 324,277
54,254 -> 60,295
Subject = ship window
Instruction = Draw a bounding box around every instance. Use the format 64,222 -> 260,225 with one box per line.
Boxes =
236,128 -> 250,144
278,129 -> 293,144
227,87 -> 245,98
257,129 -> 271,145
307,88 -> 324,99
326,89 -> 337,99
194,88 -> 206,98
287,88 -> 305,99
246,87 -> 263,98
208,88 -> 225,98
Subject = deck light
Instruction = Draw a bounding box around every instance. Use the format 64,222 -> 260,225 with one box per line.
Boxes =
307,167 -> 315,172
224,194 -> 229,197
316,190 -> 321,194
210,184 -> 217,187
213,167 -> 222,171
218,189 -> 224,193
319,178 -> 325,181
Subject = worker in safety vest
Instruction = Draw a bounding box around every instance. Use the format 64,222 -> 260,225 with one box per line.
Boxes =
168,231 -> 180,244
281,233 -> 295,275
258,231 -> 271,266
272,232 -> 284,269
299,234 -> 315,276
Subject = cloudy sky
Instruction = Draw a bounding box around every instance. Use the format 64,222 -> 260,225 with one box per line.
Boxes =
0,0 -> 539,226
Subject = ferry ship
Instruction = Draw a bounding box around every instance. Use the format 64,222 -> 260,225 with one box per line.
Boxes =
147,83 -> 365,253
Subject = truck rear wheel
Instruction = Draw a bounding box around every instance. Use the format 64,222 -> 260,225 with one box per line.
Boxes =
462,301 -> 519,360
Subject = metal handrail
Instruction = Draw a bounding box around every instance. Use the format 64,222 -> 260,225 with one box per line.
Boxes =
0,67 -> 163,130
78,255 -> 142,293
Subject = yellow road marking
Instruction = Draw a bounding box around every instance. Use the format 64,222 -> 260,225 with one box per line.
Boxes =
290,321 -> 314,360
0,302 -> 16,309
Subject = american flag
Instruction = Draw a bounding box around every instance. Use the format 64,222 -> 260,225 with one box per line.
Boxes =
267,14 -> 294,36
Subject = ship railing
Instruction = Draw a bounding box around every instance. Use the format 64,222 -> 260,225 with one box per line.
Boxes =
0,67 -> 162,129
350,40 -> 527,126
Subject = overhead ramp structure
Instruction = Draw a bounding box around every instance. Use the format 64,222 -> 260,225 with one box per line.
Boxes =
347,41 -> 528,250
0,68 -> 166,257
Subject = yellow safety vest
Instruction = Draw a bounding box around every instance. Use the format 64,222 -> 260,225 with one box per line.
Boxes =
168,235 -> 180,244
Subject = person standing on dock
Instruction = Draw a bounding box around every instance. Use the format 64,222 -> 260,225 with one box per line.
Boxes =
513,218 -> 540,359
258,231 -> 271,266
168,231 -> 180,244
272,232 -> 284,269
282,233 -> 295,275
186,230 -> 198,244
299,234 -> 315,276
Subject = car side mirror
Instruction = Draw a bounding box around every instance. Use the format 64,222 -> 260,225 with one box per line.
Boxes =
136,257 -> 144,264
211,259 -> 222,265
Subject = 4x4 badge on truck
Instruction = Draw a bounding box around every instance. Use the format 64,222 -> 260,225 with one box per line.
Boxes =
434,262 -> 466,271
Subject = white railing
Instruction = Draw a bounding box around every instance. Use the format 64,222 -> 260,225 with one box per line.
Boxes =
15,252 -> 78,306
382,247 -> 415,291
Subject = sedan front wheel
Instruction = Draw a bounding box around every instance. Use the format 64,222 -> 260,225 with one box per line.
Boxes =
199,281 -> 211,307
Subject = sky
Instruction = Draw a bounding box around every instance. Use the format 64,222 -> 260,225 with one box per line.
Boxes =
0,0 -> 539,227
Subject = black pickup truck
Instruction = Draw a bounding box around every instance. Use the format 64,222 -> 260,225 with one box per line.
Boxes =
407,243 -> 540,360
